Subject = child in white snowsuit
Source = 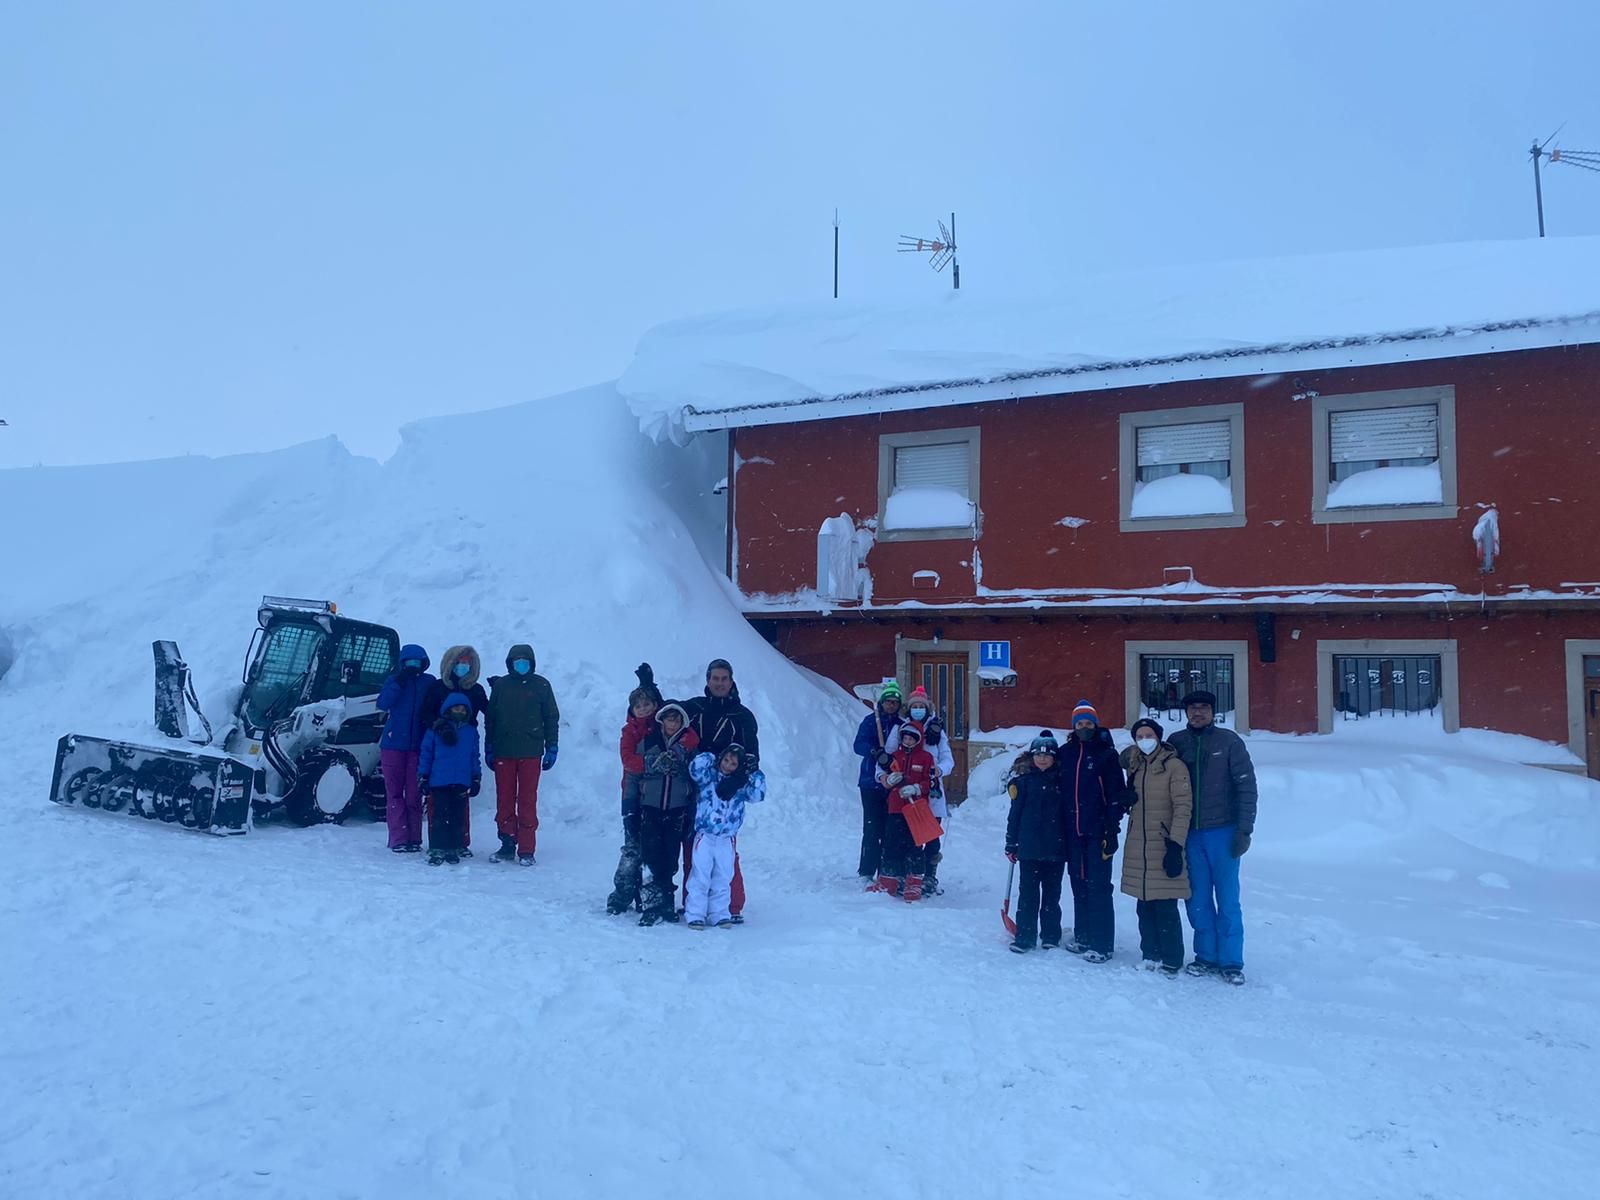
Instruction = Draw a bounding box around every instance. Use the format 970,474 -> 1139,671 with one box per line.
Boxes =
685,744 -> 766,929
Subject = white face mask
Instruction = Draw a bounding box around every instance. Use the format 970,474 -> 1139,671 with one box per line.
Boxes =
1135,737 -> 1159,755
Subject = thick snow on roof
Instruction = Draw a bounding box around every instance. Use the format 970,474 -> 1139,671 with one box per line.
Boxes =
621,235 -> 1600,439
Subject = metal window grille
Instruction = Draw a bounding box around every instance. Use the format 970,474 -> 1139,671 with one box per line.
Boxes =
1334,655 -> 1440,719
893,441 -> 970,496
1141,655 -> 1235,726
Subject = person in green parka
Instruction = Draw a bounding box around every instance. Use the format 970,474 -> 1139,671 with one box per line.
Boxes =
485,644 -> 561,864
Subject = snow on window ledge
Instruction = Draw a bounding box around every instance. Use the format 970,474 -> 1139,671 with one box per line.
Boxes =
1129,473 -> 1233,519
1325,462 -> 1442,509
883,485 -> 975,531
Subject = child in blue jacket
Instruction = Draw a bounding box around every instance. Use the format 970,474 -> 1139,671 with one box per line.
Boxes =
685,744 -> 766,928
418,691 -> 482,865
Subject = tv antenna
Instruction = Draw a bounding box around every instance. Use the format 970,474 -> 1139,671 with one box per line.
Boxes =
1528,124 -> 1600,236
898,212 -> 960,289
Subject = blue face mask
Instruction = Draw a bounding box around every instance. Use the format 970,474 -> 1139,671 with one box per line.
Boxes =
453,662 -> 471,679
402,659 -> 422,670
513,659 -> 532,675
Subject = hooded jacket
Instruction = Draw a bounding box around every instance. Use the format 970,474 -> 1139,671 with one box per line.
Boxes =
1118,741 -> 1194,901
683,680 -> 760,765
689,750 -> 766,836
485,644 -> 560,761
638,707 -> 701,812
418,691 -> 483,789
852,701 -> 903,789
1061,726 -> 1131,842
1005,762 -> 1069,862
377,644 -> 436,753
876,737 -> 936,816
421,645 -> 488,729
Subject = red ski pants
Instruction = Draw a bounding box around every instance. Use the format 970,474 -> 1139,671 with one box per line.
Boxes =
494,758 -> 542,856
681,834 -> 744,916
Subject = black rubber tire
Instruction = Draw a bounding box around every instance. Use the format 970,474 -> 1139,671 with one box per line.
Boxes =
286,748 -> 364,826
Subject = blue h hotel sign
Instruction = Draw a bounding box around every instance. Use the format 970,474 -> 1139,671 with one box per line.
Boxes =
980,641 -> 1012,670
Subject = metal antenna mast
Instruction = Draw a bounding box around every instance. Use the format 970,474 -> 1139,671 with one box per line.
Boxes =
898,212 -> 960,290
1527,124 -> 1600,235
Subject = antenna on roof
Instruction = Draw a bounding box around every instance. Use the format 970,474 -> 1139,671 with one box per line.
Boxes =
833,208 -> 840,300
898,212 -> 960,290
1528,125 -> 1599,236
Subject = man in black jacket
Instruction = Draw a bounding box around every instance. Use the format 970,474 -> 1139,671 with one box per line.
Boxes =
679,658 -> 760,922
1167,690 -> 1258,985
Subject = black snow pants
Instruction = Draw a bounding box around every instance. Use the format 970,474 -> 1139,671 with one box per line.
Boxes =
1066,836 -> 1116,955
858,785 -> 888,877
1137,899 -> 1185,970
427,785 -> 469,853
639,807 -> 690,918
880,811 -> 925,880
1014,859 -> 1065,949
608,813 -> 642,912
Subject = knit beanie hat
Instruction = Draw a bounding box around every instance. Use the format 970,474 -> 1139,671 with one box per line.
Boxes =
1029,730 -> 1059,755
879,681 -> 903,703
906,686 -> 931,708
1071,699 -> 1099,727
1131,717 -> 1164,740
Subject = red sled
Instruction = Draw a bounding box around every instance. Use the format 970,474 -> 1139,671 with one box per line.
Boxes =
901,798 -> 944,848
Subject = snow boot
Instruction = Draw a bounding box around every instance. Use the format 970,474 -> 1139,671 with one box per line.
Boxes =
518,854 -> 536,866
902,874 -> 925,903
639,910 -> 662,927
404,843 -> 422,853
1009,941 -> 1032,954
1083,949 -> 1111,964
390,844 -> 409,854
730,914 -> 744,924
458,847 -> 473,859
1185,959 -> 1218,978
493,835 -> 517,863
1064,940 -> 1088,955
715,918 -> 734,929
687,919 -> 707,930
1220,968 -> 1246,986
1160,964 -> 1182,978
427,849 -> 446,866
868,874 -> 903,897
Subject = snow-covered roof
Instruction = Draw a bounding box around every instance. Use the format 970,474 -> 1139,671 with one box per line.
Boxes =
621,236 -> 1600,440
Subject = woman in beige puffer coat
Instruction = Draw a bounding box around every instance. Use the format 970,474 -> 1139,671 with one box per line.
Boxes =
1118,717 -> 1194,973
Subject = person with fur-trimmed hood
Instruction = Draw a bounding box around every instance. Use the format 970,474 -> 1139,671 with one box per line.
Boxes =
852,680 -> 903,881
901,685 -> 955,895
1060,699 -> 1132,962
685,743 -> 766,929
636,702 -> 700,926
872,722 -> 937,902
1005,731 -> 1068,952
420,645 -> 489,853
1119,717 -> 1194,975
484,644 -> 560,866
418,691 -> 482,865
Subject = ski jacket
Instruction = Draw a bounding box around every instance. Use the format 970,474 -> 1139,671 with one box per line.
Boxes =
1167,724 -> 1258,835
377,644 -> 436,752
1061,728 -> 1131,841
421,646 -> 488,729
1118,743 -> 1194,901
638,723 -> 701,811
683,684 -> 761,766
620,710 -> 658,776
419,694 -> 483,790
902,713 -> 956,818
852,704 -> 903,788
485,644 -> 560,761
689,751 -> 766,836
1005,764 -> 1069,861
876,743 -> 937,816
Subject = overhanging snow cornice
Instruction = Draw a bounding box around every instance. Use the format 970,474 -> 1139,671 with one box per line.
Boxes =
682,314 -> 1600,432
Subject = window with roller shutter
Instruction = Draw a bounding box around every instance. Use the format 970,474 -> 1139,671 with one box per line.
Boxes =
1311,386 -> 1458,524
876,427 -> 981,541
1117,402 -> 1246,532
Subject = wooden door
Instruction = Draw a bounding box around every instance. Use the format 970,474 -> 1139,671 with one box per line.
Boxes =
1586,656 -> 1600,782
909,652 -> 970,804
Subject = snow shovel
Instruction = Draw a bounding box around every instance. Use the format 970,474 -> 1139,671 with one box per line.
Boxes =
902,797 -> 944,848
1001,859 -> 1018,936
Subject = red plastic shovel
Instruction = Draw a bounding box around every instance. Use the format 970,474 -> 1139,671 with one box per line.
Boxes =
1001,859 -> 1017,935
902,798 -> 944,848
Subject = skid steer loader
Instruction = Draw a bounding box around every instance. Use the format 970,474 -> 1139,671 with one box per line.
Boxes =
49,596 -> 401,834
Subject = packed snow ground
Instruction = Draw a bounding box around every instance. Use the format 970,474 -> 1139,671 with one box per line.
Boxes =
3,388 -> 1599,1198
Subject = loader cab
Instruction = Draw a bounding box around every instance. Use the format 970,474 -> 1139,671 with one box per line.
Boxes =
239,599 -> 399,733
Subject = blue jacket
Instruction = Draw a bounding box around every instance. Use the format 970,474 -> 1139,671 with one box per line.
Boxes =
852,705 -> 903,788
418,692 -> 483,789
1060,727 -> 1130,841
378,645 -> 436,753
689,751 -> 767,837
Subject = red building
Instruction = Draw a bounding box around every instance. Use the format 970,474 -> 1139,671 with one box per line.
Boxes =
626,240 -> 1600,794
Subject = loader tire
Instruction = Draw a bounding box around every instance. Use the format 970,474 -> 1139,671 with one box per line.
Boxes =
286,748 -> 363,826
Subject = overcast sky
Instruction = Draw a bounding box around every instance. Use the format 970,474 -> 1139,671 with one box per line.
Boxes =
3,0 -> 1598,468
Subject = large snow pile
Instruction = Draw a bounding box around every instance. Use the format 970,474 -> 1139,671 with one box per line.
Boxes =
3,385 -> 1598,1196
620,236 -> 1600,439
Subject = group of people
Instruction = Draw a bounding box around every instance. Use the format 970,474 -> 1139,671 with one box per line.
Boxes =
1000,692 -> 1257,983
853,681 -> 954,901
376,644 -> 559,866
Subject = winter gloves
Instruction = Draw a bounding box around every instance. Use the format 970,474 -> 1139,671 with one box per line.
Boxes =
1005,847 -> 1019,864
715,769 -> 748,800
542,745 -> 559,772
1163,837 -> 1184,878
874,749 -> 895,770
884,771 -> 905,787
1101,826 -> 1119,861
898,783 -> 921,799
1231,830 -> 1251,858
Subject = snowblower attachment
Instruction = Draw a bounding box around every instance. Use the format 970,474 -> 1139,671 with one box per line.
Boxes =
50,734 -> 253,834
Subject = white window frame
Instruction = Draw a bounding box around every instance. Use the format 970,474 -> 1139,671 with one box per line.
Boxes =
1311,385 -> 1457,525
1564,640 -> 1600,767
1315,638 -> 1459,733
1123,639 -> 1252,734
1117,403 -> 1246,533
876,427 -> 982,543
